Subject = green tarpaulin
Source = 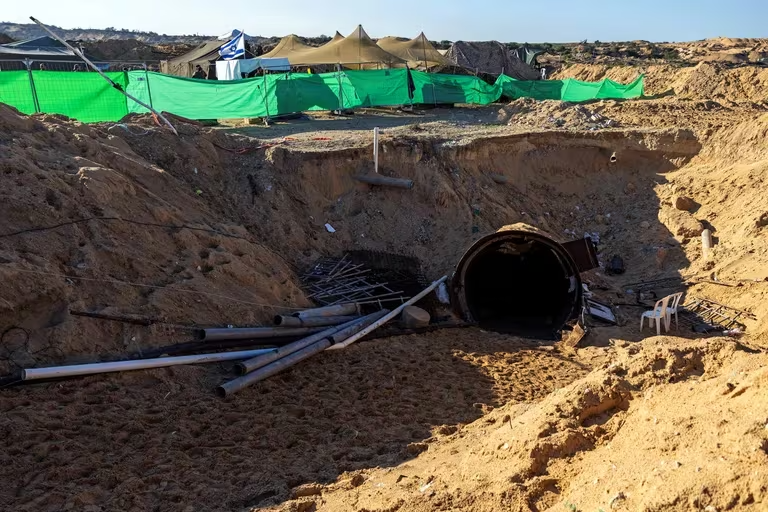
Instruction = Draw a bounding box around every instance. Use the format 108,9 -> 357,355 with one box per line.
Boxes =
32,71 -> 128,122
136,73 -> 269,119
411,71 -> 501,105
344,69 -> 412,108
0,69 -> 645,123
264,72 -> 358,113
0,70 -> 36,115
495,74 -> 644,102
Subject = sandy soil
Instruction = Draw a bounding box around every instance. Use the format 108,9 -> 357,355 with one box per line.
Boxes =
0,329 -> 591,511
1,60 -> 768,511
307,336 -> 768,512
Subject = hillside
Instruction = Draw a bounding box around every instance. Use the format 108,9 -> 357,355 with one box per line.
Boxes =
0,22 -> 209,44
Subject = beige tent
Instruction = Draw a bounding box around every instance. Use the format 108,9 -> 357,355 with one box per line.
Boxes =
329,31 -> 345,43
377,32 -> 449,68
160,40 -> 255,78
262,34 -> 313,59
288,25 -> 405,68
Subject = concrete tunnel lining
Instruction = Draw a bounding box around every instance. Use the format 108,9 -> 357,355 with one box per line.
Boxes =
452,228 -> 582,339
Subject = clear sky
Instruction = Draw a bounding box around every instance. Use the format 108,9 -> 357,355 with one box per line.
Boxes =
4,0 -> 766,42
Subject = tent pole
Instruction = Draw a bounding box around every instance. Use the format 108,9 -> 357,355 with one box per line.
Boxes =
373,127 -> 379,174
29,16 -> 178,135
143,66 -> 156,111
336,63 -> 344,114
262,72 -> 270,126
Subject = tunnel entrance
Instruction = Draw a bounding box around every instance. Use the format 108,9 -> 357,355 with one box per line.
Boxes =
452,226 -> 582,339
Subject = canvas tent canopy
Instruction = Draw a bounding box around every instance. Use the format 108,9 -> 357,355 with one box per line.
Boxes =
286,25 -> 405,69
513,46 -> 547,66
262,34 -> 313,59
445,40 -> 541,80
160,38 -> 255,78
0,36 -> 102,70
376,32 -> 449,69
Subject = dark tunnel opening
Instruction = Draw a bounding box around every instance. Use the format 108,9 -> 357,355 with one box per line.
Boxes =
453,228 -> 582,339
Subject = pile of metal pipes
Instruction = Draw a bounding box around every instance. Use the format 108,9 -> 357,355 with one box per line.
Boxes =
9,277 -> 447,394
216,310 -> 389,397
217,276 -> 447,397
10,305 -> 363,386
302,254 -> 408,307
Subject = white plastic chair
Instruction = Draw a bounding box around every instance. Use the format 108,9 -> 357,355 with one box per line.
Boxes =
665,292 -> 684,331
640,295 -> 671,335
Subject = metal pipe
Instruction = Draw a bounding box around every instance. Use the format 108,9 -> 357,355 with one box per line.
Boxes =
236,314 -> 379,375
294,303 -> 359,319
327,276 -> 447,351
273,315 -> 359,327
327,309 -> 389,344
22,348 -> 276,381
313,283 -> 383,299
218,339 -> 331,397
373,127 -> 380,174
198,326 -> 322,342
220,310 -> 392,396
354,174 -> 414,189
702,229 -> 713,259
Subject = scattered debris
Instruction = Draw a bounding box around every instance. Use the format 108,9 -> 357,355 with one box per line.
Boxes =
401,306 -> 431,329
681,296 -> 754,333
302,252 -> 428,308
436,282 -> 451,304
605,255 -> 626,275
586,299 -> 618,324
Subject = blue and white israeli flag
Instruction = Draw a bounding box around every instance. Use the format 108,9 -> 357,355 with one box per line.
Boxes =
219,31 -> 245,60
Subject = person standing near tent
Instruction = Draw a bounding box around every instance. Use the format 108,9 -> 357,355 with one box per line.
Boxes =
193,65 -> 207,79
192,64 -> 208,80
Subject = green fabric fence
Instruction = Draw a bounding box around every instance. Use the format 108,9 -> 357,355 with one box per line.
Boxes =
0,69 -> 644,123
411,71 -> 502,105
495,74 -> 644,102
31,71 -> 130,123
0,70 -> 37,115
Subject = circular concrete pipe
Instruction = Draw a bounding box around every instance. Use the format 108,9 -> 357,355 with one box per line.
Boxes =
452,224 -> 582,339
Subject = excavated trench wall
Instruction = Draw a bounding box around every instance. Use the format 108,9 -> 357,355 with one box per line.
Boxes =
0,109 -> 705,364
254,129 -> 701,276
240,129 -> 701,337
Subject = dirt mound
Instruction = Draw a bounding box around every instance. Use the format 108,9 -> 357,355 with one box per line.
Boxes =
81,39 -> 190,61
554,62 -> 768,102
303,337 -> 768,512
498,99 -> 619,130
496,92 -> 767,137
0,104 -> 307,368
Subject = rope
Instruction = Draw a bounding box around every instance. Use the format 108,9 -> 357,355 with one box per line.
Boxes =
0,217 -> 250,240
0,325 -> 62,371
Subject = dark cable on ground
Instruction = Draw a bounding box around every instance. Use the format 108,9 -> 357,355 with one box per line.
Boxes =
0,216 -> 250,240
